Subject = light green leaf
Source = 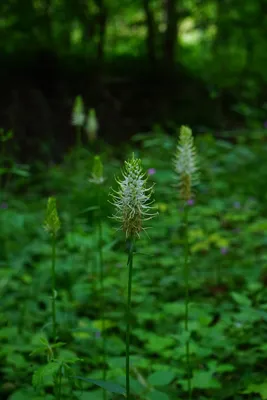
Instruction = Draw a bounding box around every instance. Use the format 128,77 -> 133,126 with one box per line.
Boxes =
75,376 -> 125,395
242,382 -> 267,399
147,390 -> 170,400
192,371 -> 221,389
92,319 -> 115,331
231,292 -> 252,307
148,371 -> 175,386
32,362 -> 60,387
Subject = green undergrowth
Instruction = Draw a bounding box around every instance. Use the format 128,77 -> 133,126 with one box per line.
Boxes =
1,130 -> 267,400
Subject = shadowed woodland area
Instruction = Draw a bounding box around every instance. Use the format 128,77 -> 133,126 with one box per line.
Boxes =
2,0 -> 267,159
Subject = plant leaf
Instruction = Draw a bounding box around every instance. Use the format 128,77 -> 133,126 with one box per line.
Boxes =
75,376 -> 126,395
148,371 -> 175,386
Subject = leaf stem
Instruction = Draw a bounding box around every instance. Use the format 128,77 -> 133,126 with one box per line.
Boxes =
184,205 -> 192,400
57,364 -> 63,400
126,238 -> 134,400
51,233 -> 57,342
76,125 -> 82,149
97,196 -> 107,400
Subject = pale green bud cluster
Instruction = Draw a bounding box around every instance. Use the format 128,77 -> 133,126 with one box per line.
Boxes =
174,126 -> 199,201
85,109 -> 99,143
44,197 -> 61,236
72,96 -> 85,127
89,155 -> 105,185
110,154 -> 155,238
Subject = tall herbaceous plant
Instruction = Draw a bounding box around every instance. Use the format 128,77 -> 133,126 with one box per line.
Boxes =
173,126 -> 199,400
110,153 -> 156,400
89,155 -> 107,400
44,197 -> 61,343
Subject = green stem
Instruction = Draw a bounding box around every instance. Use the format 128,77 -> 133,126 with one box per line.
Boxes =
183,206 -> 192,400
97,201 -> 107,400
76,126 -> 82,149
51,233 -> 57,342
126,238 -> 134,400
57,364 -> 62,400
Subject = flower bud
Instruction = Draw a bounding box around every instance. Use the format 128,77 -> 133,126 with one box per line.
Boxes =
173,126 -> 199,201
72,96 -> 85,127
89,155 -> 105,185
44,197 -> 61,236
85,109 -> 99,142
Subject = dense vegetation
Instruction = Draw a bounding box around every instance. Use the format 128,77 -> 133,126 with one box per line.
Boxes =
2,127 -> 267,399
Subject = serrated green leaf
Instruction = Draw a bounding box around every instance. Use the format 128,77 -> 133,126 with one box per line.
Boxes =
32,362 -> 60,387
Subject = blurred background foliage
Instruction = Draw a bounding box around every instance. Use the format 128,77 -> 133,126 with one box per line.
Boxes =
1,0 -> 267,161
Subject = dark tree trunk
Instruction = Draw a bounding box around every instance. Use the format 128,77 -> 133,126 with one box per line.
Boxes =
77,0 -> 97,43
95,0 -> 108,65
143,0 -> 157,64
163,0 -> 178,70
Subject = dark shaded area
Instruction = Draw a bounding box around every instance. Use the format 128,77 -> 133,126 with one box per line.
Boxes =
0,51 -> 242,162
1,0 -> 267,161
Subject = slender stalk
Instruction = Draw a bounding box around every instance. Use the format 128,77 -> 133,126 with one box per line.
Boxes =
97,196 -> 107,400
126,238 -> 134,400
57,364 -> 63,400
0,141 -> 5,190
51,233 -> 57,342
183,205 -> 192,400
76,126 -> 82,150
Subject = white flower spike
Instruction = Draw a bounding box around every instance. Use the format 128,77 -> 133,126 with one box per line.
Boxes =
110,153 -> 156,238
89,155 -> 105,185
85,108 -> 99,143
72,95 -> 85,127
174,125 -> 199,201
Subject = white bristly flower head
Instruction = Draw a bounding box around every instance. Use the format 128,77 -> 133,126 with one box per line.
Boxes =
110,153 -> 156,239
173,125 -> 199,201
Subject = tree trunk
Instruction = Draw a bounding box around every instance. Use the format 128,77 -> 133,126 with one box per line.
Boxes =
95,0 -> 108,65
143,0 -> 157,64
163,0 -> 178,70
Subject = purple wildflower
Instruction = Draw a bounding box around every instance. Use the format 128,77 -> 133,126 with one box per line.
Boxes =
0,202 -> 8,209
264,121 -> 267,129
187,199 -> 195,206
148,168 -> 156,176
95,330 -> 101,339
233,201 -> 241,209
220,247 -> 228,255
